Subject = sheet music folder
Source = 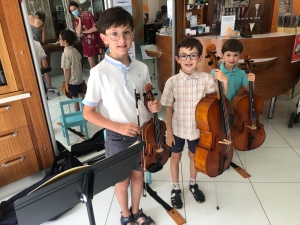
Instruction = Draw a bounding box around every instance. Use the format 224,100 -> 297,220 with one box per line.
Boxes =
14,141 -> 143,225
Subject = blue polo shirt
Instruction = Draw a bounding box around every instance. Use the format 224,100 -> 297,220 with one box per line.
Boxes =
211,62 -> 248,102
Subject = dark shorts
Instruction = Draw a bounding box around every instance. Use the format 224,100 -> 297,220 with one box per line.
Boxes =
169,135 -> 199,154
105,129 -> 142,172
68,83 -> 83,97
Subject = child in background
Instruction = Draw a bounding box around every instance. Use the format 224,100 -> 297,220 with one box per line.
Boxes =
211,39 -> 255,125
59,30 -> 84,111
160,37 -> 228,208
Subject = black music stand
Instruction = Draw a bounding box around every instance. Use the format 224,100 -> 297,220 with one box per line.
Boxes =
14,142 -> 144,225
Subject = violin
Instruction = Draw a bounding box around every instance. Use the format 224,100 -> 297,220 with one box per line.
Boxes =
194,44 -> 233,177
231,55 -> 265,150
62,80 -> 87,99
141,83 -> 170,173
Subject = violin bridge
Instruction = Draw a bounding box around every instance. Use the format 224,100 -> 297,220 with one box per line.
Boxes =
247,125 -> 257,130
218,139 -> 231,145
156,148 -> 164,153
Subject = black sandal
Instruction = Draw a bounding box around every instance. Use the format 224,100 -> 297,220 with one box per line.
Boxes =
120,213 -> 133,225
131,208 -> 155,225
189,184 -> 205,203
171,189 -> 183,209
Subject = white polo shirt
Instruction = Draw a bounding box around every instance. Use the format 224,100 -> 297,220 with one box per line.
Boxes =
33,40 -> 47,66
83,54 -> 151,125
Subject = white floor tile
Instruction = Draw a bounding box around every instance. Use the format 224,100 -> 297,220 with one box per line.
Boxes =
253,183 -> 300,225
271,123 -> 300,148
184,181 -> 269,225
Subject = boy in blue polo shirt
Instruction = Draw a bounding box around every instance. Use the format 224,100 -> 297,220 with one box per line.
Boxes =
211,39 -> 255,124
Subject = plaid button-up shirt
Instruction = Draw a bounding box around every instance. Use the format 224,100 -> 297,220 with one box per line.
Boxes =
161,69 -> 216,140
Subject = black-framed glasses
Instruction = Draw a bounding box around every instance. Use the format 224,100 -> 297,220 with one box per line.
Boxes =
178,53 -> 198,61
105,30 -> 133,41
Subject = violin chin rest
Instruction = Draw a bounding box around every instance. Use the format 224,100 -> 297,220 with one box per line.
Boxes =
147,164 -> 163,173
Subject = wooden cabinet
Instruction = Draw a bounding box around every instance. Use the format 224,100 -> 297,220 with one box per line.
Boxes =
0,0 -> 54,187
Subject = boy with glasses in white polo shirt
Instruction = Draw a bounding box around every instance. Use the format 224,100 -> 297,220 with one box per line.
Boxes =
161,37 -> 228,209
83,7 -> 160,225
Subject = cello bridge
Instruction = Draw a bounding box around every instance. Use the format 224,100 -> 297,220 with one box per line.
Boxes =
156,148 -> 164,153
247,125 -> 257,130
218,139 -> 231,145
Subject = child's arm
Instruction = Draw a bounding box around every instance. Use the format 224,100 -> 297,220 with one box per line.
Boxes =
244,73 -> 255,91
83,105 -> 140,137
64,68 -> 71,92
165,106 -> 175,147
213,69 -> 229,95
41,24 -> 46,43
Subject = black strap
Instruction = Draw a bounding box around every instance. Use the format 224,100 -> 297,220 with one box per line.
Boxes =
143,182 -> 172,211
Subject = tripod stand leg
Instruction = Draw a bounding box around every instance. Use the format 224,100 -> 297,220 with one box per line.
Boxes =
86,199 -> 96,225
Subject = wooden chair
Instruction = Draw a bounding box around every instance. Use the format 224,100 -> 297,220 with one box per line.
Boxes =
59,98 -> 89,146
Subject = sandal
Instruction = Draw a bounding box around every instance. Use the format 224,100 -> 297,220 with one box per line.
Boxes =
171,189 -> 183,209
131,208 -> 155,225
189,184 -> 205,203
120,212 -> 133,225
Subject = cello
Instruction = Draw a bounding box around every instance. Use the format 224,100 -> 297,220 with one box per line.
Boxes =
194,44 -> 233,178
231,55 -> 265,150
141,83 -> 170,173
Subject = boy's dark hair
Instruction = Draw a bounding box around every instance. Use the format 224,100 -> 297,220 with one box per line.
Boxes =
97,7 -> 134,34
68,1 -> 79,14
221,39 -> 243,54
35,11 -> 45,22
175,37 -> 203,56
59,30 -> 77,46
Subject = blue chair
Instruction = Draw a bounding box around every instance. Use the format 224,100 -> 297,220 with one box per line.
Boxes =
59,98 -> 89,146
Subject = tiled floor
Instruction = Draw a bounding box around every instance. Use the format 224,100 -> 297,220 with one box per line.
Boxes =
1,53 -> 300,225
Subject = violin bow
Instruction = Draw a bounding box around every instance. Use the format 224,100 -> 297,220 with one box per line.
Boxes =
134,89 -> 147,197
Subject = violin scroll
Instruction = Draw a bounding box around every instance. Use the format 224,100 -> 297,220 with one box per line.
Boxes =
205,44 -> 220,69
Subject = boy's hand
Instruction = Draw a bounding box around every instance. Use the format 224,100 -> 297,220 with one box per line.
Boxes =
118,123 -> 140,137
147,99 -> 161,113
213,69 -> 228,83
247,73 -> 255,82
166,132 -> 175,147
65,86 -> 69,92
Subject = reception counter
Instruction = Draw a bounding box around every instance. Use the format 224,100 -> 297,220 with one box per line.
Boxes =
150,32 -> 299,101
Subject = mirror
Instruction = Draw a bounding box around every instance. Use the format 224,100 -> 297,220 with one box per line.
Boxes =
22,0 -> 174,162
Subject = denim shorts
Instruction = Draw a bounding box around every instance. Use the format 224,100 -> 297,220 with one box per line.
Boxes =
68,83 -> 83,97
169,135 -> 199,154
105,129 -> 142,172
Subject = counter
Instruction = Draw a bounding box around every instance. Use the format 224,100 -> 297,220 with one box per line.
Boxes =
196,32 -> 299,100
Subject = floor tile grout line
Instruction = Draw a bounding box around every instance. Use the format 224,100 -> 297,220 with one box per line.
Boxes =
104,191 -> 115,225
248,178 -> 272,225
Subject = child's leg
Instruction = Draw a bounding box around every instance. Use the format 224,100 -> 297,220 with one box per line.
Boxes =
87,56 -> 96,69
115,177 -> 131,218
72,96 -> 80,111
188,140 -> 205,203
170,152 -> 182,184
44,72 -> 52,88
130,170 -> 155,225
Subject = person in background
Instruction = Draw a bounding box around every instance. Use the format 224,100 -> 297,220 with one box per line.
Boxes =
29,11 -> 46,43
158,5 -> 167,25
33,40 -> 53,89
59,30 -> 84,111
68,1 -> 105,69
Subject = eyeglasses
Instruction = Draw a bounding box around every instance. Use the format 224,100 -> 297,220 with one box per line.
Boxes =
105,30 -> 133,41
178,53 -> 198,61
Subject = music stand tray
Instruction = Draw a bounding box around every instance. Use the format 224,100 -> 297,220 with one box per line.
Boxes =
14,141 -> 143,225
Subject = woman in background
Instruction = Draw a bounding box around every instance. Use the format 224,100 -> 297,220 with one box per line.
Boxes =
29,11 -> 46,43
158,5 -> 167,25
69,1 -> 104,69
